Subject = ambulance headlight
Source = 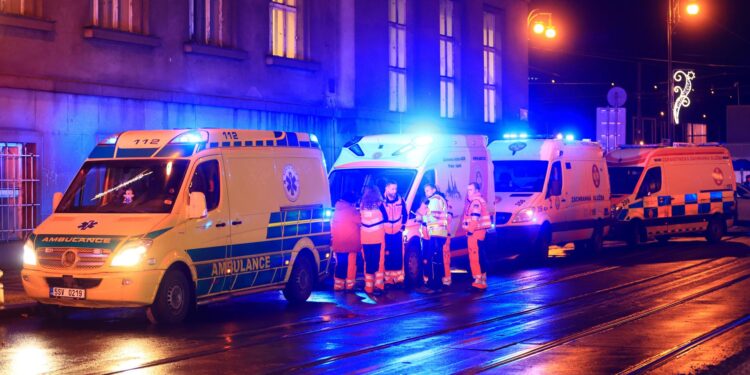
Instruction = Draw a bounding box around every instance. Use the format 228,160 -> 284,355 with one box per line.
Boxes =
512,208 -> 536,223
112,240 -> 153,267
22,240 -> 36,266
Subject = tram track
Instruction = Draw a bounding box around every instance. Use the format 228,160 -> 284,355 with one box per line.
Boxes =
103,255 -> 740,375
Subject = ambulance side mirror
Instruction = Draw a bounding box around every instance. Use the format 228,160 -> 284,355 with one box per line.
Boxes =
188,192 -> 208,219
52,192 -> 63,212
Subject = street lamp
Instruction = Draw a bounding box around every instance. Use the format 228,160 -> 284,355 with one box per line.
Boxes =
667,0 -> 700,142
528,9 -> 557,39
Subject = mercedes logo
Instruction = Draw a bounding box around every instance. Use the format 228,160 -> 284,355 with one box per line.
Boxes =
61,250 -> 77,267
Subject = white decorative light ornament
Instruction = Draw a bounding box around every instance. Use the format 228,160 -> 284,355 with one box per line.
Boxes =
672,70 -> 695,125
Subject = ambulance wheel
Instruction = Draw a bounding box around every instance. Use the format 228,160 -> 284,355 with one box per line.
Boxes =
147,269 -> 192,325
705,216 -> 726,244
626,220 -> 645,248
284,253 -> 314,304
404,241 -> 422,288
585,225 -> 605,255
522,225 -> 550,264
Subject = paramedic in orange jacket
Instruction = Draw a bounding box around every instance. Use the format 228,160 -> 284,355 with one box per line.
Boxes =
331,191 -> 361,292
360,185 -> 388,295
462,182 -> 492,291
382,180 -> 407,287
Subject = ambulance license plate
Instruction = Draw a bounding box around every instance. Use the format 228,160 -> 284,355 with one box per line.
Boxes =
49,287 -> 86,299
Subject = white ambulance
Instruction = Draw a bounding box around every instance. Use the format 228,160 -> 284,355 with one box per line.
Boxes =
328,134 -> 495,285
607,143 -> 736,245
488,137 -> 611,261
22,129 -> 332,324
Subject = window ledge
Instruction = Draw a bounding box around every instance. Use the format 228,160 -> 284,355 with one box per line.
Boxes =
265,55 -> 320,72
83,27 -> 160,47
183,42 -> 248,60
0,13 -> 54,32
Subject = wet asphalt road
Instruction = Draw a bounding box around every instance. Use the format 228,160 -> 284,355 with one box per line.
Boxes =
3,235 -> 750,375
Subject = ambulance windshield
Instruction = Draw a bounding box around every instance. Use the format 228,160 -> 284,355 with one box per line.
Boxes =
493,161 -> 548,193
608,167 -> 644,195
56,159 -> 190,214
329,168 -> 417,204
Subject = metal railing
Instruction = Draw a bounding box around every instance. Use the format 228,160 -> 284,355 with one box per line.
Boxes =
0,142 -> 39,242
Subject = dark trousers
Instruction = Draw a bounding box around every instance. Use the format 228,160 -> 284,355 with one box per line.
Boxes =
422,236 -> 446,289
362,243 -> 383,274
384,232 -> 403,271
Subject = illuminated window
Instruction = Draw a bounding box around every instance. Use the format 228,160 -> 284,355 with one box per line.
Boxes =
688,123 -> 707,144
189,0 -> 233,47
0,142 -> 38,242
91,0 -> 149,34
389,0 -> 407,113
439,0 -> 456,118
270,0 -> 301,59
483,12 -> 497,123
0,0 -> 41,17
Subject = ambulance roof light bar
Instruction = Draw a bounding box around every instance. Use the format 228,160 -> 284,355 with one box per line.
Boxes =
171,130 -> 209,144
99,133 -> 121,145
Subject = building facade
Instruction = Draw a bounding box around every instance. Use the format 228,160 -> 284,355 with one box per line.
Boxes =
0,0 -> 528,240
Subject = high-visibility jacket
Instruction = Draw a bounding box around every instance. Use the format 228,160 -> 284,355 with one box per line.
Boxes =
425,193 -> 449,238
383,195 -> 407,234
462,193 -> 492,234
331,200 -> 361,253
360,204 -> 387,245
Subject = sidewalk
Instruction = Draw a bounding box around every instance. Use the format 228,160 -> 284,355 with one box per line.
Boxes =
0,241 -> 36,318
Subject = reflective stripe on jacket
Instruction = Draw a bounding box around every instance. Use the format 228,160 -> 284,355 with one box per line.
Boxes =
425,193 -> 449,238
360,204 -> 387,245
383,196 -> 407,234
462,194 -> 492,234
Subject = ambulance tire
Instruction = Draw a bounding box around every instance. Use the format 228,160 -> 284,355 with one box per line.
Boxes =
587,224 -> 605,254
404,240 -> 422,289
148,268 -> 193,325
284,252 -> 315,304
522,224 -> 550,265
626,220 -> 645,248
705,215 -> 726,244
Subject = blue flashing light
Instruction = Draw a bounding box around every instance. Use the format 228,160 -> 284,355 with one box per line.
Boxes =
414,135 -> 433,146
310,134 -> 319,143
172,131 -> 208,144
503,133 -> 519,140
565,134 -> 575,141
519,133 -> 529,139
324,209 -> 332,218
556,133 -> 564,140
101,134 -> 120,145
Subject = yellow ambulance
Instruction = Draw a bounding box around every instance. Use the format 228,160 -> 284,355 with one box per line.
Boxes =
607,143 -> 736,245
22,129 -> 332,324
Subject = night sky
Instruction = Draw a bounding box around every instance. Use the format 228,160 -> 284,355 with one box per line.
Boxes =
528,0 -> 750,142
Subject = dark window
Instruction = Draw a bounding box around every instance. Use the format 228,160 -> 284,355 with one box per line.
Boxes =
493,160 -> 548,193
58,160 -> 189,214
92,0 -> 149,34
328,168 -> 416,207
190,160 -> 221,211
409,169 -> 435,215
637,167 -> 662,199
609,167 -> 644,195
190,0 -> 233,47
546,161 -> 562,198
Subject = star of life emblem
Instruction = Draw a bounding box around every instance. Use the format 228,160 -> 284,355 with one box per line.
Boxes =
282,165 -> 300,202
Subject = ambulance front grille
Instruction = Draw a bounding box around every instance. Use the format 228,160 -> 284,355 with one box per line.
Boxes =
37,247 -> 112,269
495,212 -> 512,225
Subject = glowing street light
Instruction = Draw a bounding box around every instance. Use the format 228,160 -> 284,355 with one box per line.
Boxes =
532,22 -> 545,34
527,9 -> 557,39
544,27 -> 557,39
686,3 -> 700,15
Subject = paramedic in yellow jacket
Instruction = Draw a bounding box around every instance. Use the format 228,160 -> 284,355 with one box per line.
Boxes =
462,182 -> 492,291
417,183 -> 449,293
